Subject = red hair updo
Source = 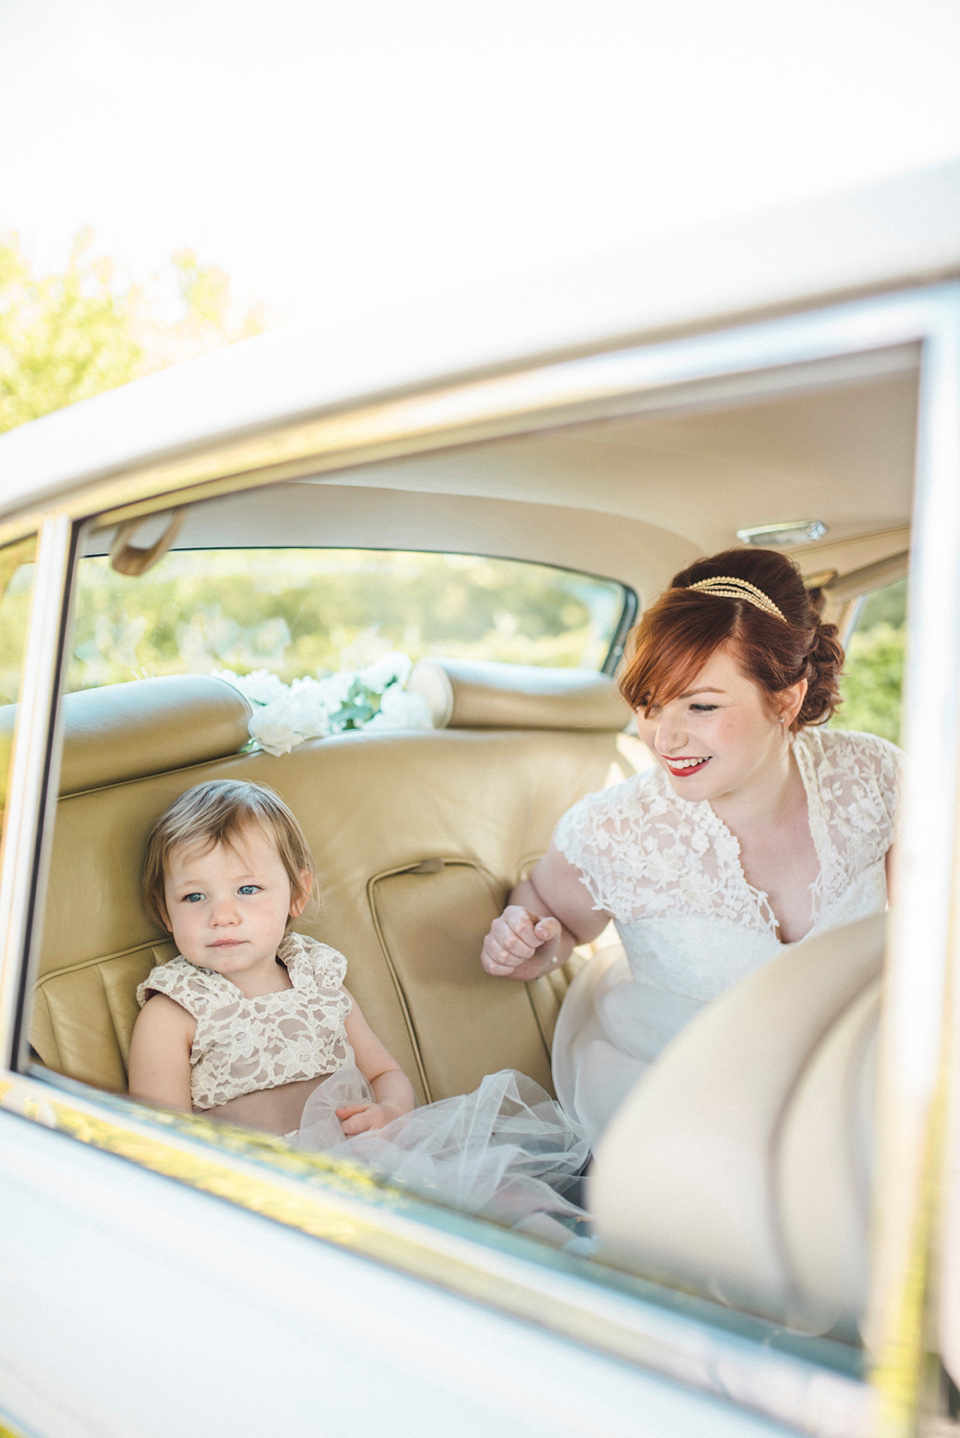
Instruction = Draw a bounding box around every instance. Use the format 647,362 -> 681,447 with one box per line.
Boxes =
618,548 -> 844,732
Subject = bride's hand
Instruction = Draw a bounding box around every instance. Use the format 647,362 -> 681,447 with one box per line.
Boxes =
481,905 -> 563,981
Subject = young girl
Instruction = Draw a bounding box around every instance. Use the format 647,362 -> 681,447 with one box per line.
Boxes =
129,779 -> 588,1236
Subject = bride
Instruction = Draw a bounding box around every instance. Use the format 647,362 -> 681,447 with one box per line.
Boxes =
481,547 -> 901,1147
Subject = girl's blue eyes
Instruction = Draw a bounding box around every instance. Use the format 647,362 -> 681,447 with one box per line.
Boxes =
181,885 -> 261,902
690,703 -> 718,713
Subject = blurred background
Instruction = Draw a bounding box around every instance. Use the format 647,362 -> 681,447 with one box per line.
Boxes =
3,0 -> 959,393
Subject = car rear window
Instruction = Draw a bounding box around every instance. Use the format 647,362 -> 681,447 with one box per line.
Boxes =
64,548 -> 633,693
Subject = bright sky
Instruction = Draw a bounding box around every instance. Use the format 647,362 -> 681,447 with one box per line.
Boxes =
2,0 -> 959,329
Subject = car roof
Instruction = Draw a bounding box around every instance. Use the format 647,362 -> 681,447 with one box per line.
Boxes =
1,158 -> 958,523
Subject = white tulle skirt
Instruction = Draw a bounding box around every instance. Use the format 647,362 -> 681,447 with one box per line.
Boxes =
295,1062 -> 590,1245
552,945 -> 707,1148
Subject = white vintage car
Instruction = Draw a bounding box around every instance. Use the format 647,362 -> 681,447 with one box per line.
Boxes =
1,159 -> 959,1438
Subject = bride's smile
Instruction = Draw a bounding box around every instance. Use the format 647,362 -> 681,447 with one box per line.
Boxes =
636,646 -> 805,810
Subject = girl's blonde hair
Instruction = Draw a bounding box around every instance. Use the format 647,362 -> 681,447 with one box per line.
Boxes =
143,779 -> 318,930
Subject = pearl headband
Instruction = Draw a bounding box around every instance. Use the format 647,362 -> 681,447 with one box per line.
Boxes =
685,576 -> 787,623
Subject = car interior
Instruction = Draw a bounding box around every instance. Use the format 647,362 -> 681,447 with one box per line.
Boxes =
6,342 -> 918,1378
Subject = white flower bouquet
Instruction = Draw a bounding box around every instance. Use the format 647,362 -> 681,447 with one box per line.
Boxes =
215,652 -> 433,756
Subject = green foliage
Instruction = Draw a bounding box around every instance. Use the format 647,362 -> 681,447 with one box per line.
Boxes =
65,549 -> 625,691
137,250 -> 265,374
832,620 -> 905,743
0,231 -> 141,432
174,248 -> 231,326
0,538 -> 37,807
0,232 -> 265,435
855,577 -> 906,630
0,538 -> 36,706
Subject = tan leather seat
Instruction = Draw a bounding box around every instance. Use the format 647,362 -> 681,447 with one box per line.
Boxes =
590,913 -> 885,1339
29,664 -> 633,1105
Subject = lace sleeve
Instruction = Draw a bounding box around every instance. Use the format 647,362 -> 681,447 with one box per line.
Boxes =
807,729 -> 903,885
852,730 -> 902,838
135,958 -> 209,1016
136,965 -> 169,1010
311,942 -> 348,989
281,933 -> 348,990
874,734 -> 902,832
553,780 -> 646,916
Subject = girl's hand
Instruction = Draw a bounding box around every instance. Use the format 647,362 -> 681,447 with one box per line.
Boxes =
481,905 -> 563,980
335,1102 -> 403,1135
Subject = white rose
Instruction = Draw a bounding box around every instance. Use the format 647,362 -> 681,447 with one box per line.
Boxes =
309,670 -> 355,709
356,652 -> 412,693
283,679 -> 333,740
365,686 -> 433,731
247,706 -> 299,756
215,668 -> 286,707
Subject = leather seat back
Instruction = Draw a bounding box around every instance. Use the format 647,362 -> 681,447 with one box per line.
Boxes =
589,913 -> 885,1338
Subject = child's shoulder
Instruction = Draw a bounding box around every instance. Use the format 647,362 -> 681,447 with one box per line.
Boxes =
136,954 -> 220,1013
281,932 -> 348,990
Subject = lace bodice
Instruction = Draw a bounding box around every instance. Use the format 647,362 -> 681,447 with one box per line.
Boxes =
136,932 -> 351,1110
554,728 -> 900,1003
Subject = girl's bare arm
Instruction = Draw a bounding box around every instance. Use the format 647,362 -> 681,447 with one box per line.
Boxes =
128,994 -> 195,1111
339,992 -> 416,1134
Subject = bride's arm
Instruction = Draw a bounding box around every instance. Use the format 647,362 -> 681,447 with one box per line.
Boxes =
481,844 -> 610,982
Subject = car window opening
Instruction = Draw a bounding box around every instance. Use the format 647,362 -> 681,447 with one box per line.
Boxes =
6,362 -> 921,1403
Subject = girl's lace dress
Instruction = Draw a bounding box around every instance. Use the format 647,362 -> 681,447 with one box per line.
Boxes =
137,933 -> 351,1108
550,727 -> 901,1147
138,934 -> 588,1240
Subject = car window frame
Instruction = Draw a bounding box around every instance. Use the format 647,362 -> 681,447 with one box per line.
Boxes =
1,281 -> 959,1437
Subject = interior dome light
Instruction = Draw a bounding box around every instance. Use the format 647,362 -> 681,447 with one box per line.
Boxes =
736,520 -> 827,547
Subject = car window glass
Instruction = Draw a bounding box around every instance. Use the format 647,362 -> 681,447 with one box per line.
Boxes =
19,359 -> 916,1401
65,549 -> 630,692
831,577 -> 906,743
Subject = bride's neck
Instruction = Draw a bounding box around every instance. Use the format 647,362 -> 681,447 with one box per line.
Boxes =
709,744 -> 802,835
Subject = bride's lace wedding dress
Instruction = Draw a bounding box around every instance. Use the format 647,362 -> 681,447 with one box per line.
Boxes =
550,727 -> 901,1146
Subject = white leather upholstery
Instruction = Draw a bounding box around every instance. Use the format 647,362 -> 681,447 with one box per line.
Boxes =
590,913 -> 885,1339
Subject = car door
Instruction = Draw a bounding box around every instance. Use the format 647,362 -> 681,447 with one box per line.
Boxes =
1,252 -> 959,1436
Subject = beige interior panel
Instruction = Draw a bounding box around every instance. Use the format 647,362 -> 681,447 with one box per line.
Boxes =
590,912 -> 885,1335
81,357 -> 918,615
32,942 -> 175,1090
318,367 -> 917,556
369,859 -> 552,1101
775,979 -> 879,1335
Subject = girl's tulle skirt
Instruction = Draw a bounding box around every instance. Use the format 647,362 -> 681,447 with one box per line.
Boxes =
295,1062 -> 590,1246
